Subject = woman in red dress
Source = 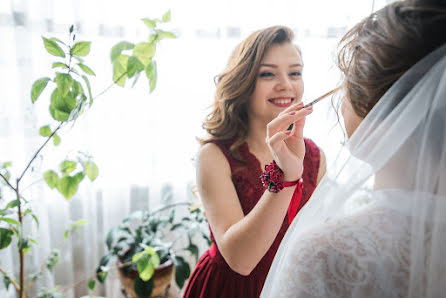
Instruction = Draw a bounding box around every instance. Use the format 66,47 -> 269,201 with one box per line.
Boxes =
183,26 -> 326,298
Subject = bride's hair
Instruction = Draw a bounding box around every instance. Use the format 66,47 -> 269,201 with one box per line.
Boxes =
338,0 -> 446,118
199,26 -> 300,162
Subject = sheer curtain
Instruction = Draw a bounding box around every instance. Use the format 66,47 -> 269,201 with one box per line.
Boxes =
0,0 -> 387,297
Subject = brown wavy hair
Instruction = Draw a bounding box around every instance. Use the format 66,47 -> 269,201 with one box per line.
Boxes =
338,0 -> 446,118
199,26 -> 299,162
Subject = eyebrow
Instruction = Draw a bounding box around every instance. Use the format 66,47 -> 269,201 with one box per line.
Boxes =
260,63 -> 303,68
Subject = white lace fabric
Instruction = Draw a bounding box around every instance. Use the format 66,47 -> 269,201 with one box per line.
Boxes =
261,43 -> 446,298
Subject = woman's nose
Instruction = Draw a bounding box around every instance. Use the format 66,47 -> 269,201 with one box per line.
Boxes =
274,75 -> 292,91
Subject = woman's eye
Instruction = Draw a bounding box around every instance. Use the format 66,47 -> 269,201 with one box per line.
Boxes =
290,72 -> 302,77
259,72 -> 274,78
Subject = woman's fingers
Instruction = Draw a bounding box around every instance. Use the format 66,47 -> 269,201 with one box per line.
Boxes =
267,106 -> 313,138
278,102 -> 303,117
267,130 -> 292,153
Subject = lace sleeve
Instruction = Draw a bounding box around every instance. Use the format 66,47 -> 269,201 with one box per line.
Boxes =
272,208 -> 410,298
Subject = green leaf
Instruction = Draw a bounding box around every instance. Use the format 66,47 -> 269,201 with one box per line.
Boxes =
134,275 -> 154,298
137,255 -> 154,281
127,56 -> 144,78
42,37 -> 66,58
174,256 -> 190,289
162,10 -> 171,22
96,254 -> 113,283
133,42 -> 155,66
3,275 -> 11,290
18,236 -> 30,253
187,243 -> 199,261
113,55 -> 129,87
71,41 -> 91,56
2,162 -> 11,168
47,249 -> 60,272
74,219 -> 88,227
52,62 -> 68,69
44,170 -> 59,189
105,229 -> 115,250
53,134 -> 61,146
131,71 -> 141,88
72,80 -> 84,98
50,37 -> 66,46
0,228 -> 13,249
85,161 -> 98,181
49,89 -> 76,121
0,217 -> 20,226
64,230 -> 69,240
81,75 -> 93,105
77,63 -> 95,76
87,279 -> 96,291
60,160 -> 77,176
157,30 -> 176,39
145,61 -> 157,92
57,176 -> 79,200
39,125 -> 52,137
110,41 -> 134,62
141,18 -> 156,29
74,172 -> 85,183
54,73 -> 73,97
5,200 -> 20,209
31,77 -> 50,103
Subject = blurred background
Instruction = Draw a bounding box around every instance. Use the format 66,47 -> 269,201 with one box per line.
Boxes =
0,0 -> 393,297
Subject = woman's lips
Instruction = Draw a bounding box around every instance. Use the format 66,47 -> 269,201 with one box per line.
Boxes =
268,97 -> 294,107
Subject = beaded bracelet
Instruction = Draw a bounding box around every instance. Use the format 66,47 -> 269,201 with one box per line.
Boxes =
260,160 -> 300,193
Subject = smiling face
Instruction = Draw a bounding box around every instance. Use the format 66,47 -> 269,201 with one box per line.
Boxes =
248,42 -> 304,122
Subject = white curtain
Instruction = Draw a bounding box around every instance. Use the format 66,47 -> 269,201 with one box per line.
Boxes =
0,0 -> 388,297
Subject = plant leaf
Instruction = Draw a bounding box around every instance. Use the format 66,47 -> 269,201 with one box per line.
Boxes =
60,160 -> 77,176
50,37 -> 66,46
43,170 -> 59,189
110,41 -> 134,62
53,133 -> 61,146
85,161 -> 98,181
162,10 -> 171,22
42,37 -> 66,58
54,73 -> 73,98
52,62 -> 68,69
0,217 -> 20,226
57,176 -> 79,200
141,18 -> 156,29
78,63 -> 95,76
0,228 -> 13,249
71,41 -> 91,56
87,279 -> 96,291
134,275 -> 154,298
49,89 -> 76,121
187,243 -> 199,261
127,56 -> 144,78
174,256 -> 190,289
47,249 -> 60,272
31,77 -> 50,103
113,55 -> 129,87
5,200 -> 20,209
133,42 -> 155,66
39,125 -> 52,137
145,60 -> 157,92
81,75 -> 93,105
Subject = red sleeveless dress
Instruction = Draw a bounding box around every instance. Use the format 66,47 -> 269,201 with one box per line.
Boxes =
183,138 -> 320,298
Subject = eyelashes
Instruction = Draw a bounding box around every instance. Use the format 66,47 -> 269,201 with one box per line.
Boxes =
258,72 -> 302,78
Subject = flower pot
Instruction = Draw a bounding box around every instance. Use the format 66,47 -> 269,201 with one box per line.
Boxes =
117,257 -> 175,298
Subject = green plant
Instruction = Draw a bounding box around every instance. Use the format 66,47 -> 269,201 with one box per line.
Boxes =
97,201 -> 211,297
0,10 -> 175,298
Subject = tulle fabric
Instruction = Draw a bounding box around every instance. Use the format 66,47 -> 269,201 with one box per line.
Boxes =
261,43 -> 446,298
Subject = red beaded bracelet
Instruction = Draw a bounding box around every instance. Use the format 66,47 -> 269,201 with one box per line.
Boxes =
260,160 -> 301,193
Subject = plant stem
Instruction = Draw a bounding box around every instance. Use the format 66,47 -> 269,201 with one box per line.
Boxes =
0,266 -> 21,293
60,260 -> 133,293
0,173 -> 16,191
92,72 -> 128,101
149,201 -> 191,217
18,123 -> 63,184
16,180 -> 25,298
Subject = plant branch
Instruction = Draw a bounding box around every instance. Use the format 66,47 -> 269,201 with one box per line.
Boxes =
0,265 -> 21,293
60,260 -> 133,293
0,173 -> 16,191
18,123 -> 63,183
149,201 -> 191,217
92,71 -> 128,101
16,181 -> 25,298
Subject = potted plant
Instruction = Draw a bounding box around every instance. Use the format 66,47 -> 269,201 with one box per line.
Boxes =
96,200 -> 210,298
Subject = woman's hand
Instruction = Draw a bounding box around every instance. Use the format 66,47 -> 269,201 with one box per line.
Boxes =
266,102 -> 313,181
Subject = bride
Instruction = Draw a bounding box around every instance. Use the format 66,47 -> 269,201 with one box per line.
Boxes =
261,0 -> 446,297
